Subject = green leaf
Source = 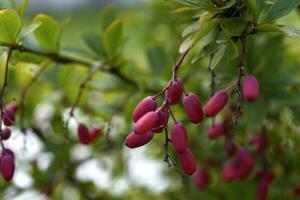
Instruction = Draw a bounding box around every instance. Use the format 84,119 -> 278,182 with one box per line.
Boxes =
18,21 -> 41,42
256,24 -> 300,37
261,0 -> 300,22
179,34 -> 193,53
182,20 -> 200,37
220,18 -> 247,37
147,46 -> 167,75
102,19 -> 123,57
244,0 -> 259,19
32,14 -> 60,52
0,9 -> 21,43
210,44 -> 227,70
19,0 -> 29,16
82,32 -> 106,56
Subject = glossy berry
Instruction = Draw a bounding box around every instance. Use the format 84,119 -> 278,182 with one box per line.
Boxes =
223,161 -> 237,181
236,149 -> 254,179
171,123 -> 188,153
77,123 -> 91,145
165,80 -> 184,105
194,167 -> 210,189
242,75 -> 260,102
125,131 -> 154,148
183,93 -> 204,124
0,128 -> 11,140
5,102 -> 19,113
152,108 -> 169,133
134,111 -> 159,135
179,149 -> 197,175
2,109 -> 15,126
207,123 -> 224,140
0,153 -> 15,181
204,91 -> 228,117
132,96 -> 157,122
90,127 -> 101,141
225,142 -> 237,157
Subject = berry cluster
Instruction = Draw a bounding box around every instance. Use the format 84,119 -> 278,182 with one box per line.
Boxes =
125,48 -> 261,189
0,102 -> 18,181
77,123 -> 101,145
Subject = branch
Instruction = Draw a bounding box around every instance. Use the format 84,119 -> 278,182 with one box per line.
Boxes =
0,47 -> 13,149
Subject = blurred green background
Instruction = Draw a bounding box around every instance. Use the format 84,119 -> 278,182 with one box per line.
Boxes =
1,0 -> 300,199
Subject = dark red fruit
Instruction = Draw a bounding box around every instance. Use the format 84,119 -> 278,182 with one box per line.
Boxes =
179,149 -> 197,175
256,179 -> 269,200
165,80 -> 184,105
250,133 -> 268,153
225,142 -> 237,157
223,161 -> 237,181
5,102 -> 19,113
1,148 -> 14,158
183,93 -> 204,124
0,128 -> 11,140
207,123 -> 224,140
294,184 -> 300,196
204,91 -> 228,117
134,111 -> 159,135
77,123 -> 91,145
2,109 -> 15,126
125,131 -> 154,148
132,96 -> 157,122
243,75 -> 260,102
0,154 -> 15,181
152,108 -> 169,133
194,167 -> 210,189
171,123 -> 188,153
90,127 -> 101,141
236,149 -> 254,179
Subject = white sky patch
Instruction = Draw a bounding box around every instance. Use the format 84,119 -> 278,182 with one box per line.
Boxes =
13,170 -> 33,189
6,190 -> 47,200
36,152 -> 54,171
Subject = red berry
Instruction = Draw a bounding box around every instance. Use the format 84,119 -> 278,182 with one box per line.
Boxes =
256,179 -> 269,200
236,149 -> 254,179
207,123 -> 224,140
132,96 -> 157,122
294,184 -> 300,196
134,111 -> 159,135
249,133 -> 268,153
171,123 -> 188,153
5,102 -> 19,113
204,91 -> 228,117
77,123 -> 91,145
165,80 -> 184,105
125,131 -> 154,148
3,109 -> 15,126
0,128 -> 11,140
194,167 -> 210,189
243,75 -> 260,102
152,108 -> 169,133
0,154 -> 15,181
90,127 -> 101,141
183,93 -> 204,124
225,142 -> 237,157
179,149 -> 197,175
223,161 -> 237,181
1,148 -> 14,158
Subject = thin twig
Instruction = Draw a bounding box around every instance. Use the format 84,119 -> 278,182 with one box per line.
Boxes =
172,48 -> 191,80
0,47 -> 13,150
208,53 -> 216,126
163,128 -> 175,167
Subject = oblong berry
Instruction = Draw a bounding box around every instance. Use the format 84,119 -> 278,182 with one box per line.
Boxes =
90,127 -> 101,141
125,131 -> 154,148
236,149 -> 254,179
152,108 -> 169,133
223,161 -> 237,181
243,75 -> 260,102
132,96 -> 157,122
207,123 -> 224,140
0,128 -> 11,140
249,133 -> 268,153
0,154 -> 15,181
165,80 -> 184,105
77,123 -> 91,145
183,93 -> 204,124
256,179 -> 269,200
204,91 -> 228,117
5,102 -> 19,113
225,142 -> 237,157
179,149 -> 197,175
171,123 -> 188,153
194,167 -> 210,189
3,109 -> 15,126
134,111 -> 159,135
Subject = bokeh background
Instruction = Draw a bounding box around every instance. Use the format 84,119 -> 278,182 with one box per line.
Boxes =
1,0 -> 300,199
